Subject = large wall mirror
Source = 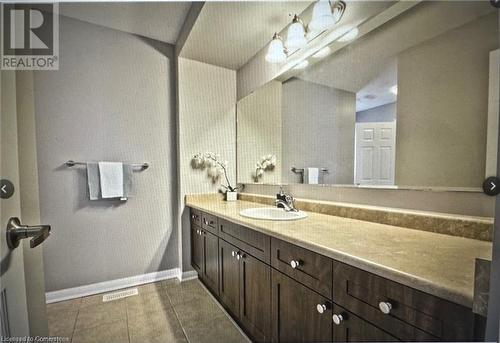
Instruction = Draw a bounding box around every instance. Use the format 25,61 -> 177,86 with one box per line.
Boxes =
237,1 -> 499,190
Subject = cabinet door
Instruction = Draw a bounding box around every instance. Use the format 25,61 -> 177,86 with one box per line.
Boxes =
272,270 -> 333,343
240,252 -> 271,343
219,239 -> 240,317
203,230 -> 219,296
191,225 -> 204,275
332,304 -> 398,342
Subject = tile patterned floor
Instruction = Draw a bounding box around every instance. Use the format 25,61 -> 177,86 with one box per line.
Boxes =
47,279 -> 250,343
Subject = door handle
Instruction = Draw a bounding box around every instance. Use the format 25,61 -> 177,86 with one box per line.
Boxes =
6,217 -> 51,249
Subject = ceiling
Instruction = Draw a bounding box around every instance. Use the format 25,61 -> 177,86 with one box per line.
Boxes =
179,1 -> 312,70
60,2 -> 191,44
355,60 -> 397,112
296,1 -> 495,103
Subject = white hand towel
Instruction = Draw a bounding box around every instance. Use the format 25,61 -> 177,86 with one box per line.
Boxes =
304,167 -> 319,184
98,162 -> 124,198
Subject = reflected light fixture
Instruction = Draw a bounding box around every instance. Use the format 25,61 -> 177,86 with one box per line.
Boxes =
309,0 -> 346,32
390,85 -> 398,95
265,33 -> 287,63
312,46 -> 331,58
293,60 -> 309,69
338,27 -> 359,42
286,15 -> 307,51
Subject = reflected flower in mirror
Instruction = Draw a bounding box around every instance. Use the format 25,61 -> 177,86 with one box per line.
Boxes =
253,154 -> 277,182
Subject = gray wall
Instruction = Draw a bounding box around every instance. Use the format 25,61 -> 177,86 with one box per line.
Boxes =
177,58 -> 236,271
396,13 -> 498,188
282,78 -> 356,185
356,102 -> 396,123
34,16 -> 178,291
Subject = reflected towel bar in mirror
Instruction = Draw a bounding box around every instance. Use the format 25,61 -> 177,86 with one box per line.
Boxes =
291,167 -> 328,174
65,160 -> 149,170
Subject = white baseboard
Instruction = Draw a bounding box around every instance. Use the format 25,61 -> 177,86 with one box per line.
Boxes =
46,268 -> 180,304
178,270 -> 198,282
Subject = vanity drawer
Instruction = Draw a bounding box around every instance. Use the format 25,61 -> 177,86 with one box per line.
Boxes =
190,208 -> 202,226
201,212 -> 218,235
271,238 -> 332,298
332,261 -> 474,341
218,219 -> 270,263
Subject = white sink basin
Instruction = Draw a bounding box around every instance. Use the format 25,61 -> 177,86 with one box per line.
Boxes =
239,207 -> 308,221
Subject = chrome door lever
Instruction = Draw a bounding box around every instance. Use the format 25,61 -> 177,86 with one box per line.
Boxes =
6,217 -> 51,249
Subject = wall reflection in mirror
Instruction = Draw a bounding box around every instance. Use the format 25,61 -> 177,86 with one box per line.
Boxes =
237,1 -> 499,190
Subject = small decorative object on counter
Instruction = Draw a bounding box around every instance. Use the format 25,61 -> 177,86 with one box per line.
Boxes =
253,154 -> 277,182
225,191 -> 238,202
192,152 -> 241,201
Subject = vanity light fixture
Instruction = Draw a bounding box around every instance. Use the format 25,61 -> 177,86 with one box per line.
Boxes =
265,33 -> 287,63
293,60 -> 309,69
309,0 -> 346,32
286,15 -> 308,51
338,27 -> 359,42
312,46 -> 331,58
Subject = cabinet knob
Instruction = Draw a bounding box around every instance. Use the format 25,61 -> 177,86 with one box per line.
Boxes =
332,314 -> 344,325
236,252 -> 242,260
290,260 -> 301,269
316,304 -> 327,314
231,250 -> 236,257
379,301 -> 392,314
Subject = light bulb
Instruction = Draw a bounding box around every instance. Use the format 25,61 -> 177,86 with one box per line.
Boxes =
286,15 -> 307,50
309,0 -> 335,32
265,33 -> 287,63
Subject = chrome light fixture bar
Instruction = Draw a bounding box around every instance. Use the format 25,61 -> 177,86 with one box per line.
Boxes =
265,0 -> 346,64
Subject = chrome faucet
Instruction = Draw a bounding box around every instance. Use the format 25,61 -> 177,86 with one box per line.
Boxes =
275,187 -> 298,212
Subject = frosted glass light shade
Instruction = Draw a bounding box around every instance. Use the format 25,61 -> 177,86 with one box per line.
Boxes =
286,20 -> 307,50
265,35 -> 287,63
309,0 -> 334,32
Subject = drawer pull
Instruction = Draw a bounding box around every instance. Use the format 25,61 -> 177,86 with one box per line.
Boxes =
332,314 -> 344,325
316,304 -> 328,314
379,301 -> 392,314
290,260 -> 302,269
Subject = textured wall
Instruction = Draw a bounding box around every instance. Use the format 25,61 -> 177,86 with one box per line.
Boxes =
177,58 -> 236,271
396,13 -> 498,187
237,80 -> 282,184
34,16 -> 178,291
282,78 -> 356,185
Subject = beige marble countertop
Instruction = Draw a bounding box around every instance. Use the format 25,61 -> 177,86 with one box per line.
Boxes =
186,195 -> 492,308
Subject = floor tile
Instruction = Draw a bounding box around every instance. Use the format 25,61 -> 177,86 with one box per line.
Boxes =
72,319 -> 129,343
165,279 -> 209,306
136,281 -> 168,295
46,298 -> 81,314
47,309 -> 78,338
128,307 -> 188,343
126,292 -> 172,319
181,315 -> 249,343
75,300 -> 127,331
174,296 -> 227,328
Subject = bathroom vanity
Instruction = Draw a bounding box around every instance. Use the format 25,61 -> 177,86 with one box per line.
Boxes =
187,195 -> 491,343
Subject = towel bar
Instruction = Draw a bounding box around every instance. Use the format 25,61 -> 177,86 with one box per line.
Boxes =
291,167 -> 328,174
65,160 -> 149,170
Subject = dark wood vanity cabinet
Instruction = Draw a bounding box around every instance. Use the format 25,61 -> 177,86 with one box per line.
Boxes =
219,238 -> 272,342
190,208 -> 480,343
332,304 -> 398,342
271,269 -> 333,343
191,210 -> 219,296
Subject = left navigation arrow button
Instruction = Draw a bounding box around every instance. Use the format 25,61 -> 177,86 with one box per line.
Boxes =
0,179 -> 14,199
